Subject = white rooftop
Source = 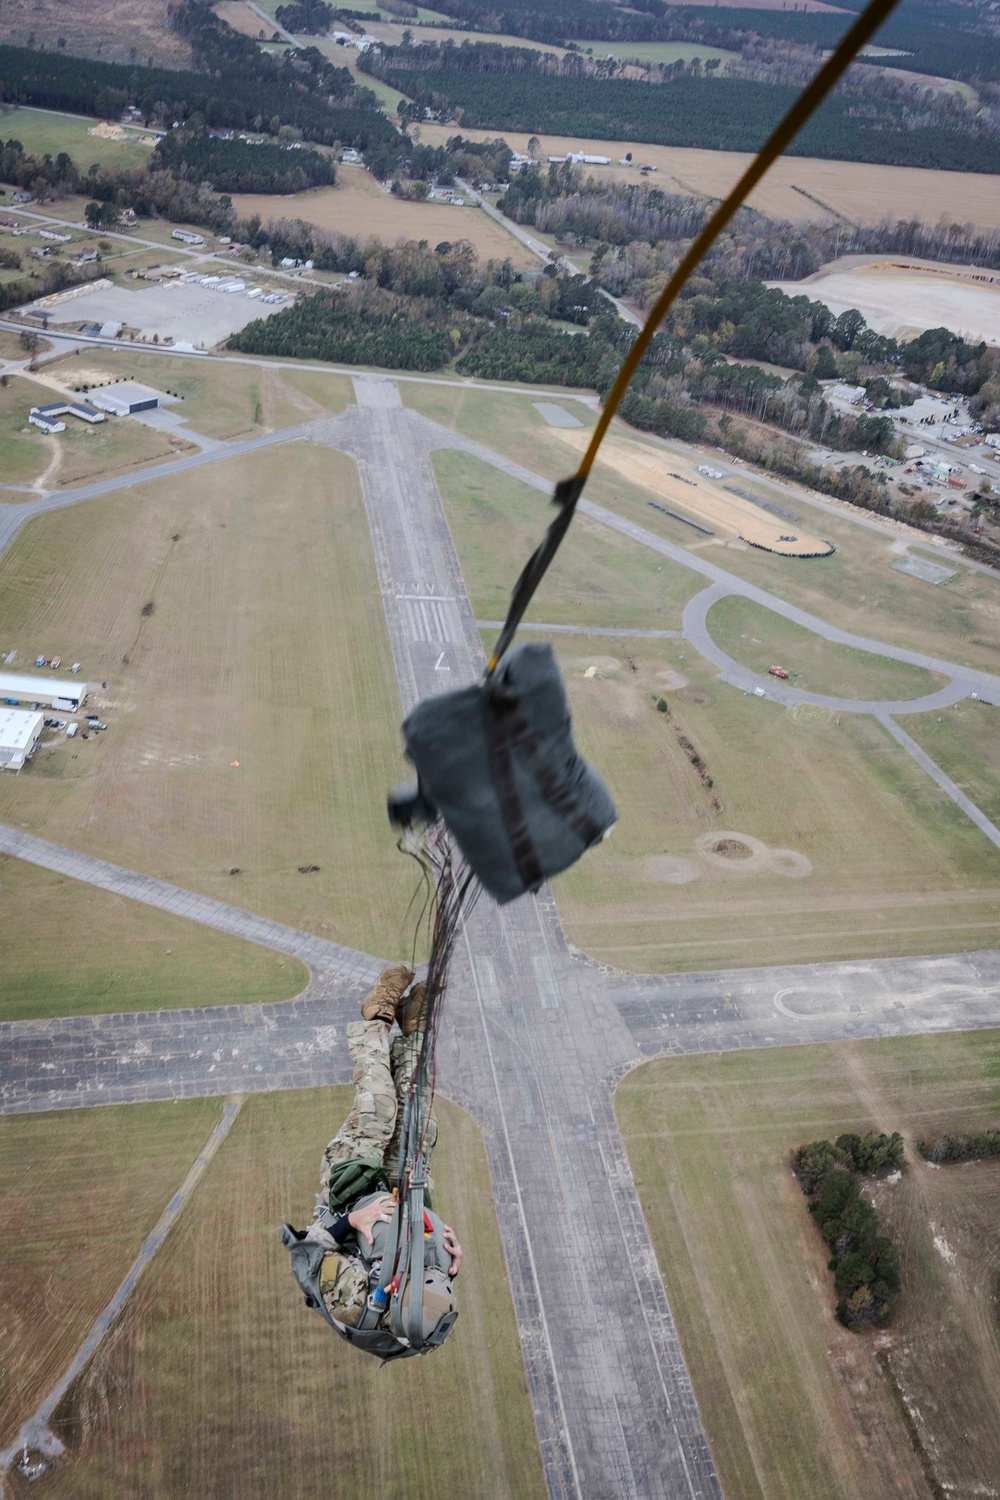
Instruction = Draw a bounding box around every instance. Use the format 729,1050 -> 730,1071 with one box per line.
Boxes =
0,707 -> 44,752
0,671 -> 87,703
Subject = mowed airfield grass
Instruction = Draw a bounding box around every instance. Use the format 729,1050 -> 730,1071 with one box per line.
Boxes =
404,383 -> 1000,676
0,857 -> 305,1022
35,1090 -> 544,1500
0,444 -> 418,961
548,637 -> 1000,970
616,1032 -> 1000,1500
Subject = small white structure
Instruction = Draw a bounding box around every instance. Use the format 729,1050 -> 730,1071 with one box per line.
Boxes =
0,672 -> 88,711
30,400 -> 105,433
0,708 -> 44,769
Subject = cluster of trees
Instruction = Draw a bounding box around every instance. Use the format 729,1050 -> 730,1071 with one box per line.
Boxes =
154,130 -> 336,194
229,283 -> 463,369
0,134 -> 78,202
793,1134 -> 904,1330
901,327 -> 1000,427
0,11 -> 400,154
918,1129 -> 1000,1165
363,49 -> 1000,173
275,0 -> 335,33
0,255 -> 102,312
457,322 -> 600,383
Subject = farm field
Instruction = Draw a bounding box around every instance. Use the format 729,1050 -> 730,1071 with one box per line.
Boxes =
215,0 -> 275,37
0,444 -> 417,960
230,168 -> 535,266
706,594 -> 945,701
0,372 -> 193,493
905,698 -> 1000,825
616,1031 -> 1000,1500
415,124 -> 1000,230
0,107 -> 157,170
0,1098 -> 222,1450
546,634 -> 1000,971
37,1089 -> 545,1500
0,0 -> 190,65
768,262 -> 1000,345
0,856 -> 305,1022
402,383 -> 1000,676
571,39 -> 739,65
40,347 -> 352,439
432,448 -> 703,631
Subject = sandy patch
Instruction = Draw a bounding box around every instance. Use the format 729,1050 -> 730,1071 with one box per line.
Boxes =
231,171 -> 535,266
551,427 -> 833,556
568,655 -> 621,674
768,263 -> 1000,346
654,668 -> 688,691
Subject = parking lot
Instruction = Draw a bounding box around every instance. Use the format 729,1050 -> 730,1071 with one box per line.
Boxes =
32,280 -> 289,349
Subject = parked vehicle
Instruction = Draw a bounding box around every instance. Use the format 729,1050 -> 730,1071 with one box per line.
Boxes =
768,665 -> 789,679
65,723 -> 78,738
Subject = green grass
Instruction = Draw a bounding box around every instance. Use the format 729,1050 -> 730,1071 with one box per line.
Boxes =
402,384 -> 1000,678
0,373 -> 54,486
0,444 -> 418,960
616,1031 -> 1000,1500
0,856 -> 306,1022
706,594 -> 945,702
0,108 -> 158,171
42,1089 -> 545,1499
549,635 -> 1000,971
904,698 -> 1000,823
0,1098 -> 224,1445
432,448 -> 702,630
45,348 -> 352,439
571,39 -> 738,67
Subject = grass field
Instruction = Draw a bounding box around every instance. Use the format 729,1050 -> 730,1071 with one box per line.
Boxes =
545,635 -> 1000,971
706,595 -> 945,701
40,347 -> 352,439
0,108 -> 158,170
616,1031 -> 1000,1500
403,384 -> 1000,677
904,698 -> 1000,824
432,449 -> 703,630
0,444 -> 418,960
0,1098 -> 222,1449
34,1089 -> 545,1500
0,372 -> 193,492
572,39 -> 738,65
0,331 -> 49,360
414,124 -> 1000,231
231,168 -> 535,266
0,856 -> 306,1022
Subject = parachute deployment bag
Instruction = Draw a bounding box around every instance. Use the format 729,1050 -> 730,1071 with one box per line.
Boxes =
400,641 -> 617,905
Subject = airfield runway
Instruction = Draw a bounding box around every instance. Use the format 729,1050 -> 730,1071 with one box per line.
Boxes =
1,374 -> 999,1498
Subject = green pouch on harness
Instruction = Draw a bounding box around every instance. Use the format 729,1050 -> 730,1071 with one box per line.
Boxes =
326,1156 -> 389,1213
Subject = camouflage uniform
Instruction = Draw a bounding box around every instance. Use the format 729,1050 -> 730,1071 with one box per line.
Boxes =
316,1019 -> 437,1327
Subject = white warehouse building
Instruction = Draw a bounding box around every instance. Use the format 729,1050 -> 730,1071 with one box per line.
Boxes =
0,708 -> 44,769
0,672 -> 88,711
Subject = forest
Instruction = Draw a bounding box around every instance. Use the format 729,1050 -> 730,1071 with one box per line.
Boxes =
366,50 -> 1000,172
275,0 -> 336,33
153,132 -> 337,194
229,284 -> 462,369
792,1134 -> 903,1330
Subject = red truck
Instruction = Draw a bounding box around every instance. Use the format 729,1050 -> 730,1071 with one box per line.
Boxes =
768,665 -> 789,679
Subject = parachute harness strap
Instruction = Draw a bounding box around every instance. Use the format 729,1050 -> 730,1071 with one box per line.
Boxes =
485,0 -> 901,679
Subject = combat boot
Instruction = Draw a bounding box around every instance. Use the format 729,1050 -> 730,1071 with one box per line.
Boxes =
361,964 -> 415,1024
397,980 -> 431,1036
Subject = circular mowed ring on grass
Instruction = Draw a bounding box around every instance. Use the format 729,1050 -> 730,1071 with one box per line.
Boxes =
648,855 -> 701,884
696,831 -> 812,878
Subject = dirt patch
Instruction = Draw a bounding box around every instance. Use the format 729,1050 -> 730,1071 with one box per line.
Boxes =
654,668 -> 688,691
648,854 -> 701,884
695,829 -> 813,878
676,684 -> 711,706
714,837 -> 753,859
0,0 -> 191,64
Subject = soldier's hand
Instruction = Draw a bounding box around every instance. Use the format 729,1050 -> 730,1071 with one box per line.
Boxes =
442,1224 -> 463,1277
348,1195 -> 395,1245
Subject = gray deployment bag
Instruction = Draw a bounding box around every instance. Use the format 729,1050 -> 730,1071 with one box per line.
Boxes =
400,642 -> 617,905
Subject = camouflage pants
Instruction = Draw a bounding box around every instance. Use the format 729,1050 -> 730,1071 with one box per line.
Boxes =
320,1021 -> 437,1194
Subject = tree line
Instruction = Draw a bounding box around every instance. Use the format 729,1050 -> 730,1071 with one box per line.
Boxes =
917,1129 -> 1000,1164
275,0 -> 336,33
153,130 -> 337,194
363,50 -> 1000,174
792,1134 -> 904,1330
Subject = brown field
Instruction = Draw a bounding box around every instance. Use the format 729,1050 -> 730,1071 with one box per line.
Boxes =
550,425 -> 834,555
31,1090 -> 545,1500
0,855 -> 305,1022
617,1031 -> 1000,1500
215,0 -> 273,37
0,0 -> 190,65
769,260 -> 1000,346
0,444 -> 420,961
549,636 -> 1000,971
0,1099 -> 223,1449
418,125 -> 1000,230
231,170 -> 536,265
